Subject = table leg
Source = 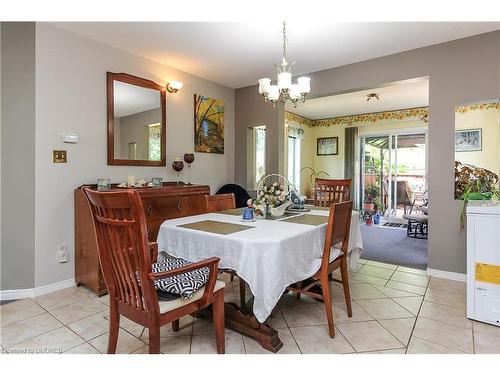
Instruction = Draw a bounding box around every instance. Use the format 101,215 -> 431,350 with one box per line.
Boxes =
194,302 -> 283,353
224,302 -> 283,353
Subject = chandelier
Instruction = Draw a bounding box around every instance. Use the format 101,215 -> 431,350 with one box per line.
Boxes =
258,22 -> 311,107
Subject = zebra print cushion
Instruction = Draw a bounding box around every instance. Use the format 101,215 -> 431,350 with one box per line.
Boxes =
152,258 -> 209,299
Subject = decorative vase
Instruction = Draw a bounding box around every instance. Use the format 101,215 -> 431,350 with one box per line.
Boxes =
269,201 -> 292,217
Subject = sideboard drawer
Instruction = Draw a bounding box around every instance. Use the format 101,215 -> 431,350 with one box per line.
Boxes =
143,196 -> 189,220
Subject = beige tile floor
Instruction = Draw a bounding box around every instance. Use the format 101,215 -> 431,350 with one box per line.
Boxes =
1,259 -> 499,354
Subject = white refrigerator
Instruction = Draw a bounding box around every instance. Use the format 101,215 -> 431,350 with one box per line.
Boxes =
466,201 -> 500,327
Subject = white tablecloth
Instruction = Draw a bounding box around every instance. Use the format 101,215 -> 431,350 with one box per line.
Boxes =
157,209 -> 362,323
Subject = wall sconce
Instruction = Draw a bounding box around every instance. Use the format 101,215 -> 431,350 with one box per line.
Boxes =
166,81 -> 183,93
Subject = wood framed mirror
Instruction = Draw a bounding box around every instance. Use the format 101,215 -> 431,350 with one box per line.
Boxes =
107,72 -> 166,166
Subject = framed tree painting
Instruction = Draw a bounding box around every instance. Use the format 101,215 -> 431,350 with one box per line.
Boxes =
194,94 -> 225,154
317,137 -> 338,155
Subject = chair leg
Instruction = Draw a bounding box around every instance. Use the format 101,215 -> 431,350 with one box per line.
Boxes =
172,319 -> 180,332
107,302 -> 120,354
213,290 -> 225,354
148,324 -> 160,354
239,278 -> 246,308
340,257 -> 352,317
296,281 -> 302,300
321,274 -> 335,338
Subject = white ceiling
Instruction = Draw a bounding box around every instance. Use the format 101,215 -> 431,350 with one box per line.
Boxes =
51,22 -> 499,89
113,81 -> 160,117
286,78 -> 429,119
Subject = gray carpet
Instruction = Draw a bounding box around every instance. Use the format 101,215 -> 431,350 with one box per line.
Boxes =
360,224 -> 428,270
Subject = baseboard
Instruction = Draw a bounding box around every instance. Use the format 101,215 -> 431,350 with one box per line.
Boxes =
0,278 -> 75,301
34,278 -> 75,297
0,288 -> 35,301
427,268 -> 466,282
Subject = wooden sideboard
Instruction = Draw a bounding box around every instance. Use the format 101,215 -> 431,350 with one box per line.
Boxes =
75,183 -> 210,295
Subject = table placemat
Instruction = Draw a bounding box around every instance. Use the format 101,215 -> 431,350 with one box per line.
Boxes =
218,208 -> 244,216
178,220 -> 254,235
281,214 -> 329,226
306,205 -> 330,211
265,211 -> 300,220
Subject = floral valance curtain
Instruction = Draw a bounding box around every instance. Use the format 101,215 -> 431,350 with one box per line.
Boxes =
287,123 -> 304,139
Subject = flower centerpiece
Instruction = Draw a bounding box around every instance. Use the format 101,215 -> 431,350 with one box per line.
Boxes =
249,174 -> 292,217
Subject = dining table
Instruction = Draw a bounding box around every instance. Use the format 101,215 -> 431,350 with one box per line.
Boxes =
156,206 -> 363,352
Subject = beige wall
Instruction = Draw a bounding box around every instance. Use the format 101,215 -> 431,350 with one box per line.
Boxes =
454,104 -> 499,175
235,30 -> 500,275
1,23 -> 36,290
33,23 -> 235,289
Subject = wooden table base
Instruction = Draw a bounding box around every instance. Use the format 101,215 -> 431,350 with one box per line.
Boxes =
195,302 -> 283,353
225,302 -> 283,353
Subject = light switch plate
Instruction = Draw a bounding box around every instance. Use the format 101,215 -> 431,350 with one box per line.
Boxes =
53,150 -> 67,163
61,133 -> 78,143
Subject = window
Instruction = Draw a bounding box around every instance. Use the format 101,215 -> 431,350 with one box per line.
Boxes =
148,123 -> 161,161
288,136 -> 301,191
254,126 -> 266,188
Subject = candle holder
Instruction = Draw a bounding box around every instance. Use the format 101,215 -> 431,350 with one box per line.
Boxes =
171,158 -> 184,185
183,153 -> 195,185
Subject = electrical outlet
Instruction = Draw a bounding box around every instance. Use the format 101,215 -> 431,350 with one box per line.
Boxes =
57,243 -> 68,263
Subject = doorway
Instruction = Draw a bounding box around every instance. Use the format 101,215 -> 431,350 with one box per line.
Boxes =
359,131 -> 427,220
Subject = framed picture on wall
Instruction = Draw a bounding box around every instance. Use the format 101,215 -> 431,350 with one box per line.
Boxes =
317,137 -> 338,155
455,128 -> 482,152
194,94 -> 225,154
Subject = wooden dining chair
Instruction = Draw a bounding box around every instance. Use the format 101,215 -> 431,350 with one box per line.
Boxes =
314,178 -> 352,207
204,193 -> 246,308
83,188 -> 225,354
287,201 -> 353,338
205,193 -> 236,213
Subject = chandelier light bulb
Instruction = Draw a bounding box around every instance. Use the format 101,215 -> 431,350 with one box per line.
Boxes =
277,72 -> 292,90
258,78 -> 271,95
297,77 -> 311,94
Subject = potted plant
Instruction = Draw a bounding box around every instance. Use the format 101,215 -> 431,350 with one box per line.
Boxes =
363,184 -> 379,211
456,161 -> 499,229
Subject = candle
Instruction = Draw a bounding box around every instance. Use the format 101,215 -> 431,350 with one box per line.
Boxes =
126,175 -> 136,186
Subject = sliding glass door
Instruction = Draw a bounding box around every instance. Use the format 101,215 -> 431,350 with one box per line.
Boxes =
360,131 -> 427,218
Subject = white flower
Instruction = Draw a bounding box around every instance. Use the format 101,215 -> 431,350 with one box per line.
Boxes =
270,187 -> 274,193
272,182 -> 278,186
247,198 -> 253,206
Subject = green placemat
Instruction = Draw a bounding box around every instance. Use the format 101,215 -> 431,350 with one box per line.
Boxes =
281,214 -> 329,226
266,211 -> 300,220
218,208 -> 244,216
178,220 -> 254,235
306,205 -> 330,211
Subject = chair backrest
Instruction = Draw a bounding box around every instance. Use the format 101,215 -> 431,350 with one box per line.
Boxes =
215,184 -> 251,208
83,188 -> 157,314
314,178 -> 352,207
396,180 -> 412,204
205,193 -> 236,213
322,201 -> 353,269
